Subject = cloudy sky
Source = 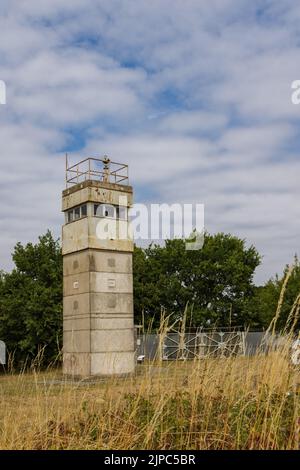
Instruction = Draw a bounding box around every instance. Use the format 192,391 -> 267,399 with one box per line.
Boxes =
0,0 -> 300,284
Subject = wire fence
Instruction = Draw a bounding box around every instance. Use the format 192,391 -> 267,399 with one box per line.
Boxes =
136,330 -> 285,360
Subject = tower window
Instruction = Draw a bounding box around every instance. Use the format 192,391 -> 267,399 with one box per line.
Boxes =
74,207 -> 80,220
81,204 -> 87,217
94,204 -> 116,218
68,210 -> 73,223
66,204 -> 88,223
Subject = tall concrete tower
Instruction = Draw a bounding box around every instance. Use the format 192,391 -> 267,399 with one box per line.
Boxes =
62,156 -> 135,377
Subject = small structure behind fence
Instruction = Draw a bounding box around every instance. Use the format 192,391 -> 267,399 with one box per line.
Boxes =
136,328 -> 272,361
161,327 -> 245,360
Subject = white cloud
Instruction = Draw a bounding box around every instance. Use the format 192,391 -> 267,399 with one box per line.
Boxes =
0,0 -> 300,285
159,111 -> 228,134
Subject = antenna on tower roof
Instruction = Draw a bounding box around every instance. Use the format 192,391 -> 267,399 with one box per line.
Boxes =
65,153 -> 68,188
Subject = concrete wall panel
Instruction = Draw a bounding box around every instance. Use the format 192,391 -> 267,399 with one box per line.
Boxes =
90,272 -> 133,294
62,183 -> 133,211
88,218 -> 133,252
91,317 -> 134,330
90,292 -> 133,314
62,220 -> 133,255
91,329 -> 134,353
63,293 -> 90,316
91,352 -> 135,375
63,352 -> 90,376
62,218 -> 89,255
89,250 -> 132,273
63,251 -> 90,276
64,330 -> 90,353
64,316 -> 90,331
63,250 -> 132,275
63,272 -> 90,296
62,187 -> 90,211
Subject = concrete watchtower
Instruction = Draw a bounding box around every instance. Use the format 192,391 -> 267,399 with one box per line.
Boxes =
62,155 -> 135,377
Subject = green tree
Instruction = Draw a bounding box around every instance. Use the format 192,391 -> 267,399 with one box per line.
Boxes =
0,231 -> 63,366
0,230 -> 263,366
247,256 -> 300,331
133,233 -> 261,328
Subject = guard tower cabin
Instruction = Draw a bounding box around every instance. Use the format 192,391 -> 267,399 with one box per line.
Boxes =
62,156 -> 134,377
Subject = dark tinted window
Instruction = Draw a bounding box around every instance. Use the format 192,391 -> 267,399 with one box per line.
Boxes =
81,204 -> 87,217
94,204 -> 115,218
74,207 -> 80,219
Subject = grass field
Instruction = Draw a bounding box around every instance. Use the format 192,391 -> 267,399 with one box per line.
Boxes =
0,347 -> 299,450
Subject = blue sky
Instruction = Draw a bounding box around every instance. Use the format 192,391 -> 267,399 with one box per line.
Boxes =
0,0 -> 300,284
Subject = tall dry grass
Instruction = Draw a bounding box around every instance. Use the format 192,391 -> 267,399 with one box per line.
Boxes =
0,349 -> 299,450
0,267 -> 299,450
